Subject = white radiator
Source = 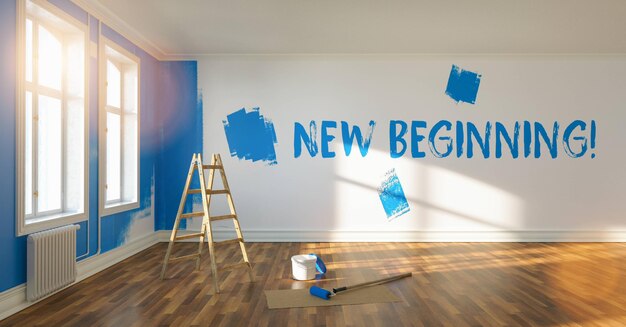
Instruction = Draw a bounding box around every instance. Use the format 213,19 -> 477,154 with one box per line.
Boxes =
27,225 -> 80,302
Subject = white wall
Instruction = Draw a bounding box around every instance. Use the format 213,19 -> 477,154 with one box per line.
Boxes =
197,55 -> 626,240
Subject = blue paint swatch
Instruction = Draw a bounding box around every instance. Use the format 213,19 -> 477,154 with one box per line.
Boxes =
445,65 -> 482,104
223,107 -> 278,165
377,169 -> 410,220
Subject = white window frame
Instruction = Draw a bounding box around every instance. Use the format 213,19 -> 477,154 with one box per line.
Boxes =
98,37 -> 140,216
16,0 -> 89,236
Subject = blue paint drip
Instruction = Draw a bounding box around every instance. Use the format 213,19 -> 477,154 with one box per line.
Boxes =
445,65 -> 482,104
377,169 -> 410,220
223,108 -> 278,165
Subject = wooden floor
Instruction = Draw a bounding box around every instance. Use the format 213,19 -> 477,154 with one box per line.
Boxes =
2,242 -> 625,326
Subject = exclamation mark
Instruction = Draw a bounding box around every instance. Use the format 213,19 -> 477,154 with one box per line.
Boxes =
590,120 -> 596,159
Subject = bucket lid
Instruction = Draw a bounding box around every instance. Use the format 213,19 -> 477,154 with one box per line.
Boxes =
309,253 -> 327,274
291,254 -> 316,264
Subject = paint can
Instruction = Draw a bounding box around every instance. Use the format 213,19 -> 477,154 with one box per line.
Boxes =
291,254 -> 317,280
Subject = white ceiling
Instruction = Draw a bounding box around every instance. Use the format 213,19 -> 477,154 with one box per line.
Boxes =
92,0 -> 626,56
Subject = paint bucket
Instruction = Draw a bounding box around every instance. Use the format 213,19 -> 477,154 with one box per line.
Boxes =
291,254 -> 317,280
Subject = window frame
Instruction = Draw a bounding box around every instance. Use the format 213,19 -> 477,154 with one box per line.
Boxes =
98,36 -> 141,217
16,0 -> 89,236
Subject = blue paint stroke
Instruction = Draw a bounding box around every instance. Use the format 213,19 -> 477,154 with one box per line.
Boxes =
342,120 -> 376,157
223,107 -> 278,165
294,121 -> 318,158
445,65 -> 482,104
377,169 -> 410,221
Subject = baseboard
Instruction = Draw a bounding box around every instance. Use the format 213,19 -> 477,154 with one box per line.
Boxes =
0,232 -> 159,321
0,286 -> 27,322
156,229 -> 626,242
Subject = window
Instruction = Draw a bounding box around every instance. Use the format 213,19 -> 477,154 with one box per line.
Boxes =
16,0 -> 88,235
99,38 -> 139,216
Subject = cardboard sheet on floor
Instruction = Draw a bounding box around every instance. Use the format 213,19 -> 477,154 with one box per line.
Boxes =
264,285 -> 400,309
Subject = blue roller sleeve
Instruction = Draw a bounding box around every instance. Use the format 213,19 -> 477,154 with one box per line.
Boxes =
309,286 -> 332,300
309,253 -> 327,274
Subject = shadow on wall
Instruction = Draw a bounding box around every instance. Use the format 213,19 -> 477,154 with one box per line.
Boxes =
333,148 -> 525,234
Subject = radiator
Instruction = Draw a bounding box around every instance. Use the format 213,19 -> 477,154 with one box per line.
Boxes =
27,225 -> 80,302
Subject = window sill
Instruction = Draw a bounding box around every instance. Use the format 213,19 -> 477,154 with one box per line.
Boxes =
18,211 -> 87,236
101,200 -> 140,217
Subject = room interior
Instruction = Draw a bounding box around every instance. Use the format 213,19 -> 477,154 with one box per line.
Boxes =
0,0 -> 625,326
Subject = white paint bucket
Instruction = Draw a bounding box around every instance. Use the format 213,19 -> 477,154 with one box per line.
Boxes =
291,254 -> 317,280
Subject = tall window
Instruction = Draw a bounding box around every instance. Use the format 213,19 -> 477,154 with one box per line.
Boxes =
99,39 -> 139,216
17,0 -> 88,235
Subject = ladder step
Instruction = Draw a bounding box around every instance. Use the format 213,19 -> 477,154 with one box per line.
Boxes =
207,190 -> 229,195
169,253 -> 200,262
202,164 -> 223,170
211,214 -> 237,221
176,232 -> 204,240
222,262 -> 250,271
214,238 -> 243,246
181,212 -> 205,219
187,189 -> 202,194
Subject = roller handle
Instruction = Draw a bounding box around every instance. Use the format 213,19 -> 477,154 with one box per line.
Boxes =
333,272 -> 412,294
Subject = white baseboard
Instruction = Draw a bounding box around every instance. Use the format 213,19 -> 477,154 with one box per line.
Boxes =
0,286 -> 28,323
157,229 -> 626,242
0,232 -> 159,321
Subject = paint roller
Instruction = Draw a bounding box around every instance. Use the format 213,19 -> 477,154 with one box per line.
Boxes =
309,272 -> 412,300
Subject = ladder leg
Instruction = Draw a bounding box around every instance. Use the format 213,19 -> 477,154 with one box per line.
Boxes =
195,219 -> 207,270
205,223 -> 220,293
198,153 -> 220,293
161,154 -> 198,280
232,216 -> 254,282
160,228 -> 176,280
216,154 -> 254,282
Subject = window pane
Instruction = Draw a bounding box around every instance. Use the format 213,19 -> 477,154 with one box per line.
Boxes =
66,35 -> 85,97
26,19 -> 33,83
123,67 -> 138,113
106,60 -> 121,108
106,112 -> 121,202
38,95 -> 62,212
38,24 -> 62,90
25,92 -> 33,215
65,98 -> 84,213
122,113 -> 138,202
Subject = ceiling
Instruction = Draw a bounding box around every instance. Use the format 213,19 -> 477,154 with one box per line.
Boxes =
91,0 -> 626,56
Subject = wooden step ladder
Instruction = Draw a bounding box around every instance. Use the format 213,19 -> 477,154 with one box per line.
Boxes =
160,153 -> 254,293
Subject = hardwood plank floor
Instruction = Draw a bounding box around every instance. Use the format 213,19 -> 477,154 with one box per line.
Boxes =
2,242 -> 625,326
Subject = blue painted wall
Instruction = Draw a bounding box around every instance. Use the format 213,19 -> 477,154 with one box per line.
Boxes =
155,61 -> 202,231
98,23 -> 160,252
0,0 -> 25,294
0,0 -> 200,292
